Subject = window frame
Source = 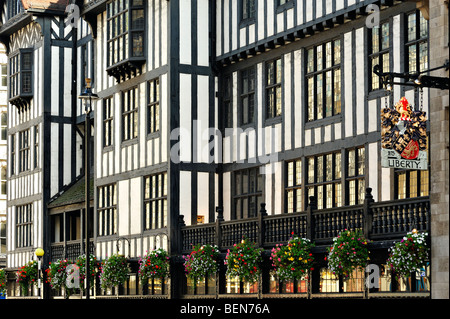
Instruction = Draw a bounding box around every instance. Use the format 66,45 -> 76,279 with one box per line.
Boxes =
223,75 -> 233,129
1,161 -> 7,195
306,39 -> 342,122
10,134 -> 15,176
232,167 -> 264,220
1,63 -> 7,87
98,184 -> 117,237
34,125 -> 39,169
305,151 -> 343,210
147,78 -> 160,135
8,0 -> 24,19
121,87 -> 139,142
265,58 -> 282,120
395,169 -> 429,199
240,67 -> 256,125
144,172 -> 168,230
103,97 -> 114,148
9,49 -> 34,103
346,146 -> 366,206
241,0 -> 256,23
276,0 -> 295,13
18,129 -> 30,173
285,159 -> 303,213
405,10 -> 429,75
1,111 -> 7,141
106,0 -> 146,69
16,204 -> 33,248
368,20 -> 391,92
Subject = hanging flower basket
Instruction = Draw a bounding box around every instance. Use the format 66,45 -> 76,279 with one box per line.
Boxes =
45,259 -> 72,292
225,238 -> 263,284
16,260 -> 39,295
99,254 -> 130,290
270,234 -> 315,281
76,254 -> 98,289
387,230 -> 429,281
326,229 -> 370,278
138,248 -> 170,284
183,244 -> 220,283
0,268 -> 6,295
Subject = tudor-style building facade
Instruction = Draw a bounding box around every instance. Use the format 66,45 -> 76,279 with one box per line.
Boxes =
0,0 -> 448,299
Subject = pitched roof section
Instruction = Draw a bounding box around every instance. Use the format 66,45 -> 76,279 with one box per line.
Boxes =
48,175 -> 94,209
21,0 -> 70,12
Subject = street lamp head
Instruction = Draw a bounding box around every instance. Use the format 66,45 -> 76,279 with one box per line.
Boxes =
78,78 -> 99,114
35,247 -> 45,258
386,84 -> 393,92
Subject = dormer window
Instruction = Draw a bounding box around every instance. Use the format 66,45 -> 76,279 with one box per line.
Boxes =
106,0 -> 146,81
9,49 -> 33,108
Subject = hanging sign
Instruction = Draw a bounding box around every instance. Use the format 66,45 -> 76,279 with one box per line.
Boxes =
380,97 -> 428,170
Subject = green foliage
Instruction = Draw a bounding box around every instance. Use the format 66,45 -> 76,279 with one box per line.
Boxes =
271,235 -> 315,281
326,229 -> 370,278
138,248 -> 170,283
387,230 -> 429,280
76,254 -> 98,288
183,244 -> 220,283
16,260 -> 39,294
99,254 -> 130,289
0,268 -> 7,294
225,238 -> 263,284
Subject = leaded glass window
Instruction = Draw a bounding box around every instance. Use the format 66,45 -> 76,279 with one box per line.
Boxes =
395,139 -> 429,200
266,58 -> 282,119
103,97 -> 114,147
347,147 -> 365,205
306,151 -> 342,210
147,78 -> 160,134
223,75 -> 233,128
9,49 -> 33,101
98,184 -> 117,236
286,159 -> 303,213
306,39 -> 341,121
19,129 -> 30,173
144,172 -> 167,229
406,10 -> 428,74
241,67 -> 256,124
106,0 -> 145,68
16,204 -> 33,248
122,87 -> 138,141
242,0 -> 256,20
369,22 -> 390,91
233,167 -> 263,219
1,112 -> 7,141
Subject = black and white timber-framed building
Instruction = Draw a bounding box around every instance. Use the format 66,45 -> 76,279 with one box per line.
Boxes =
0,0 -> 448,299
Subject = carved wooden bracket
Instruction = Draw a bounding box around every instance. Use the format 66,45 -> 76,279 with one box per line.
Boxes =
408,0 -> 430,20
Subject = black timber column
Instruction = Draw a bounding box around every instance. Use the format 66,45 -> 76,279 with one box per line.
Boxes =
167,0 -> 181,299
35,16 -> 52,300
167,0 -> 180,255
363,188 -> 374,239
306,196 -> 317,240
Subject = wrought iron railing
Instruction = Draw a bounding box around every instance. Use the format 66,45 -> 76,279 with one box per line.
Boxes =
50,240 -> 94,262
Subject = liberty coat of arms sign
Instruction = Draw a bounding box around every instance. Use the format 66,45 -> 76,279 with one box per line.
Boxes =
380,97 -> 428,170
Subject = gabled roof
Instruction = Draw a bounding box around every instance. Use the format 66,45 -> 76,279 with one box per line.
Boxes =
48,174 -> 94,209
21,0 -> 70,12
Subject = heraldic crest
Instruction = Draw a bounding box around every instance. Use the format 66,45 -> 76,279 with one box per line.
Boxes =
381,97 -> 427,160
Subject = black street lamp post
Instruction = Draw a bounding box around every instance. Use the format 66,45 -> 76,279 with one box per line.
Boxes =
78,78 -> 98,299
